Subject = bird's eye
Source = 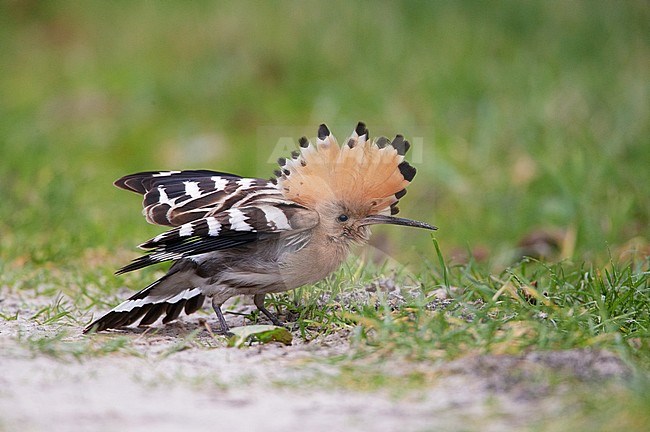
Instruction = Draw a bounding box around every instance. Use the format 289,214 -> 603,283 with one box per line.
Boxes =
337,214 -> 349,222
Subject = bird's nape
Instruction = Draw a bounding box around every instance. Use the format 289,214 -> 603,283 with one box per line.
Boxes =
360,214 -> 437,231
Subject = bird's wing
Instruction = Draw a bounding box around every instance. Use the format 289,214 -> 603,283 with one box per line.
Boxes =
116,202 -> 319,274
115,170 -> 284,226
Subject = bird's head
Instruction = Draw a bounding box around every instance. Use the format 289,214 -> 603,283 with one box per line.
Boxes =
276,122 -> 437,244
314,199 -> 436,245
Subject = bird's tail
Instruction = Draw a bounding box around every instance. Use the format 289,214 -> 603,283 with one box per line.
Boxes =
83,272 -> 205,333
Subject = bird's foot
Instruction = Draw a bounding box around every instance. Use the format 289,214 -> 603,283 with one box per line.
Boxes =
253,294 -> 285,327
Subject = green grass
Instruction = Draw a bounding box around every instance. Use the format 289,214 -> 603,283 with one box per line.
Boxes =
1,1 -> 649,429
352,254 -> 649,361
1,1 -> 648,263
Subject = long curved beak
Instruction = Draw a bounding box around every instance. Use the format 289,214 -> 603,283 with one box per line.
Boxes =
361,215 -> 437,231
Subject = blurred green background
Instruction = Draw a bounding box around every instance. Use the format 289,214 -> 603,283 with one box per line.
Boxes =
1,0 -> 648,269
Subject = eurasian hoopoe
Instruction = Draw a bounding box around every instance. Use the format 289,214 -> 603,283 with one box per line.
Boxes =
84,122 -> 436,334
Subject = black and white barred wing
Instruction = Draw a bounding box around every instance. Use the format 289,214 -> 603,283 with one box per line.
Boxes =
85,201 -> 317,333
115,170 -> 285,227
116,203 -> 319,274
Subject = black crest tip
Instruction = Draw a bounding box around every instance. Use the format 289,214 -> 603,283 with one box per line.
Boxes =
355,121 -> 368,137
318,124 -> 330,140
398,161 -> 416,182
391,135 -> 408,155
298,136 -> 309,148
277,157 -> 286,166
376,136 -> 389,149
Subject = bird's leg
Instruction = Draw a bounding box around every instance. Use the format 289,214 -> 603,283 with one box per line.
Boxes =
253,293 -> 283,327
211,297 -> 232,336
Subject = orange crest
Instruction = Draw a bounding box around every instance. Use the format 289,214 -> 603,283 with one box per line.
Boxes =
276,123 -> 416,216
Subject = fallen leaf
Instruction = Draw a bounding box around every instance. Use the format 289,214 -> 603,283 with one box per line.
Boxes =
227,325 -> 293,348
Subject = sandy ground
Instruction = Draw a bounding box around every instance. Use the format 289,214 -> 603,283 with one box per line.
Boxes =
0,291 -> 631,432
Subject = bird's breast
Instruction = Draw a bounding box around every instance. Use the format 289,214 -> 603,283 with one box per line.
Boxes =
278,233 -> 351,289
